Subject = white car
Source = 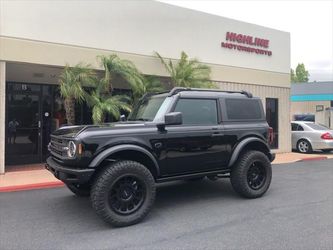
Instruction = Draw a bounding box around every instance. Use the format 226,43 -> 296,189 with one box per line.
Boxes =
291,121 -> 333,153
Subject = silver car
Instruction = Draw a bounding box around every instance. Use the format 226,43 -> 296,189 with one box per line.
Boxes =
291,121 -> 333,153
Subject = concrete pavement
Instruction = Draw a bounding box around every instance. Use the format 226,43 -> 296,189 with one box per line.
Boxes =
0,159 -> 332,250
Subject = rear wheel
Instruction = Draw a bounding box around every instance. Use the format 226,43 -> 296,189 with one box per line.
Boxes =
66,183 -> 90,197
230,151 -> 272,198
297,139 -> 312,153
91,160 -> 156,227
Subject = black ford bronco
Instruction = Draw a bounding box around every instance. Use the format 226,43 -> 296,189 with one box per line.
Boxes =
46,87 -> 275,227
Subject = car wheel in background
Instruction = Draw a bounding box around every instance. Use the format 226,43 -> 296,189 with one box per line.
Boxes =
297,139 -> 312,154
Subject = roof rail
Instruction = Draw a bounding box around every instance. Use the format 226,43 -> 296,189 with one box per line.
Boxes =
168,87 -> 253,98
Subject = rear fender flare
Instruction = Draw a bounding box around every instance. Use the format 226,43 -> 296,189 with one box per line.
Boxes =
228,137 -> 271,167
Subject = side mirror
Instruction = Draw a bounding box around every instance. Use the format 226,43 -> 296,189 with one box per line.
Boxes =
157,112 -> 182,131
165,112 -> 182,125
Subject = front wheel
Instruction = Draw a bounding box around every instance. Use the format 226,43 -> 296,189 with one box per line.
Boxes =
91,160 -> 156,227
230,151 -> 272,199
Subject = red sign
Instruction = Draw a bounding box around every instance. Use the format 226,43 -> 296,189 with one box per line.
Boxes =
221,32 -> 272,56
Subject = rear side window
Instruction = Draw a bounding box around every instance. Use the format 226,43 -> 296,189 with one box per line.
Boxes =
291,123 -> 298,131
174,98 -> 218,125
225,99 -> 263,120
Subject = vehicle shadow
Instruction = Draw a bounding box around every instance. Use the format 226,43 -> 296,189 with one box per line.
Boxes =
44,178 -> 236,229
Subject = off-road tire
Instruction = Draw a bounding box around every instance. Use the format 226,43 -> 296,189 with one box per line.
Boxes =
297,139 -> 312,154
66,183 -> 90,197
230,150 -> 272,199
91,160 -> 156,227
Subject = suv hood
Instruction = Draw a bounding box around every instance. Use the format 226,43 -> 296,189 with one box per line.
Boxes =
52,121 -> 149,138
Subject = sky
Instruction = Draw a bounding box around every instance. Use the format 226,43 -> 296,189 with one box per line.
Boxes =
160,0 -> 333,82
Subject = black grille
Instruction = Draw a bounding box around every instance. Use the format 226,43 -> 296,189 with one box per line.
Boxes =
49,136 -> 67,158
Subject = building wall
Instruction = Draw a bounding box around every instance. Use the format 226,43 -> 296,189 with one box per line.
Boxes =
0,0 -> 290,78
217,81 -> 291,153
0,37 -> 290,88
291,101 -> 331,120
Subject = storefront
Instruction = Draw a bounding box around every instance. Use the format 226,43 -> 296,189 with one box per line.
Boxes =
291,81 -> 333,127
0,1 -> 291,173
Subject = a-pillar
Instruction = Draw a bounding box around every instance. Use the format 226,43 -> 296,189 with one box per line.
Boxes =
0,61 -> 6,174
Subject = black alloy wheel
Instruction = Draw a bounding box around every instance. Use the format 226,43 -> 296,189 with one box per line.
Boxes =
91,160 -> 156,227
109,175 -> 146,215
247,162 -> 266,190
230,150 -> 272,198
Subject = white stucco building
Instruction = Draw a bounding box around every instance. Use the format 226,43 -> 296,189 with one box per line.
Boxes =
0,0 -> 290,173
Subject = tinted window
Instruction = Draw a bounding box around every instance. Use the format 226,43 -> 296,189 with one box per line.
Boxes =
297,125 -> 304,131
226,99 -> 262,120
174,99 -> 218,125
291,123 -> 298,131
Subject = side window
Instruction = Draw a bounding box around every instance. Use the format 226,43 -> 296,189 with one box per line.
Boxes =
174,98 -> 218,125
226,98 -> 263,120
297,125 -> 304,131
291,123 -> 298,131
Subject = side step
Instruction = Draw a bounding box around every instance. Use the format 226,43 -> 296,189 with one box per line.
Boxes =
156,169 -> 231,183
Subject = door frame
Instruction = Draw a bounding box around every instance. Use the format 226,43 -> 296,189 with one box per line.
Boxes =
5,82 -> 55,164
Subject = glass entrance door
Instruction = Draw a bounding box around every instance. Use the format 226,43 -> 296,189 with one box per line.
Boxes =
6,86 -> 41,165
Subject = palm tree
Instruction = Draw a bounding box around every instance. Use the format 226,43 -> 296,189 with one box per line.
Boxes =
86,90 -> 131,124
86,55 -> 140,124
58,63 -> 95,125
132,75 -> 166,103
154,51 -> 216,88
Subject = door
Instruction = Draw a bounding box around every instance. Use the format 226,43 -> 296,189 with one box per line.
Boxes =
6,85 -> 42,165
161,98 -> 227,175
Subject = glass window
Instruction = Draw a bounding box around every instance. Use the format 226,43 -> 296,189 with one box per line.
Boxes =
174,98 -> 218,125
297,125 -> 304,131
266,98 -> 279,149
225,99 -> 262,120
128,96 -> 168,121
291,123 -> 298,131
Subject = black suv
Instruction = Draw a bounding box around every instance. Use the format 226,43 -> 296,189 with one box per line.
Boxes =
46,87 -> 275,227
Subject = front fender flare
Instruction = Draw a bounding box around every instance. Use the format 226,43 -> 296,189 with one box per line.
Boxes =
228,137 -> 271,167
88,144 -> 160,176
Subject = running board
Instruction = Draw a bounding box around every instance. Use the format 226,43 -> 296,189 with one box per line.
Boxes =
156,169 -> 231,183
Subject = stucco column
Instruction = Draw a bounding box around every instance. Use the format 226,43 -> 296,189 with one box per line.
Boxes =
0,62 -> 5,174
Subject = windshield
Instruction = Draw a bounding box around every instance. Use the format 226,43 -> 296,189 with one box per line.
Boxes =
128,96 -> 171,122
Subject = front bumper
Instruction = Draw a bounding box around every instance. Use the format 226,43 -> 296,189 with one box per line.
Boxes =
45,157 -> 95,184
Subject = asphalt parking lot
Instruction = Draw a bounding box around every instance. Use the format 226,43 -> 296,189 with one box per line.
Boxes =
0,160 -> 332,250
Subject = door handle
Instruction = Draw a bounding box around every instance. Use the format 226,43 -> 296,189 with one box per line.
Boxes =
211,132 -> 224,137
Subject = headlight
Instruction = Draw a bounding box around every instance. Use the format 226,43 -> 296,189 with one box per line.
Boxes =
67,141 -> 77,158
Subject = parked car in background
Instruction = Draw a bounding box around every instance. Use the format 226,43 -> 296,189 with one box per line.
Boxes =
291,121 -> 333,153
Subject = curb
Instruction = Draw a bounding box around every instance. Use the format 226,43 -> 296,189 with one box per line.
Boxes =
297,156 -> 328,162
0,181 -> 64,193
